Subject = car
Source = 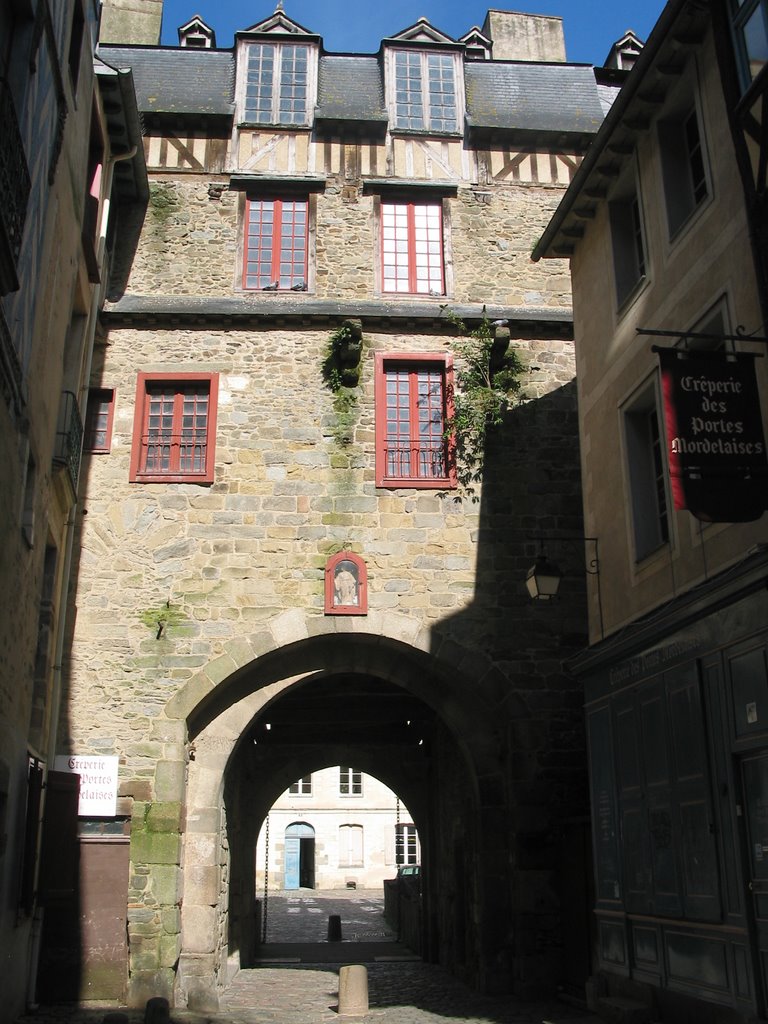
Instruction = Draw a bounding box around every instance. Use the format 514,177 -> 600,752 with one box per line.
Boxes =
396,864 -> 420,877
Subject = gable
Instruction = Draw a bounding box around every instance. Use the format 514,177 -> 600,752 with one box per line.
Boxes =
386,17 -> 457,46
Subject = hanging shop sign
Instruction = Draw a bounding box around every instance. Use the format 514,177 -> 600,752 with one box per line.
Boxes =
53,754 -> 119,817
656,347 -> 767,522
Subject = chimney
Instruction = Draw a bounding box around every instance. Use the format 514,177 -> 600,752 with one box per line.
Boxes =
481,9 -> 566,63
99,0 -> 164,45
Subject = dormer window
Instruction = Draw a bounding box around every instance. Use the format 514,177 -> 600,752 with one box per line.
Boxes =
178,16 -> 216,49
393,50 -> 458,132
244,42 -> 311,124
384,18 -> 464,135
235,10 -> 319,128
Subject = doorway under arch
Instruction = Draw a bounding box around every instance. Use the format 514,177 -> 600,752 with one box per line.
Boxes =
161,616 -> 589,1011
284,822 -> 315,890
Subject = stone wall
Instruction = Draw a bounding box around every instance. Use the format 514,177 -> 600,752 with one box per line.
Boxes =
124,177 -> 572,309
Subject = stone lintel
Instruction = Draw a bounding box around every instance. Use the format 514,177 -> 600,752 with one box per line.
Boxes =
103,295 -> 574,334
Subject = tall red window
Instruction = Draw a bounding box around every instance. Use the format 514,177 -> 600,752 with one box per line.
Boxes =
130,373 -> 218,484
375,353 -> 454,488
243,197 -> 308,291
83,388 -> 114,453
381,201 -> 444,295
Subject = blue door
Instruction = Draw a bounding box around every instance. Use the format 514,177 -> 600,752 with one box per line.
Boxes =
284,823 -> 315,890
284,834 -> 300,890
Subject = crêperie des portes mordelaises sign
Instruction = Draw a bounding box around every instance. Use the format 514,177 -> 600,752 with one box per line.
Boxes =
656,346 -> 767,522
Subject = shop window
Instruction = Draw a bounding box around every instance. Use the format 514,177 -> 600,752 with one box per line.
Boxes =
659,104 -> 709,237
380,199 -> 445,296
374,353 -> 455,488
241,42 -> 313,125
623,380 -> 671,562
243,196 -> 309,291
390,50 -> 459,132
339,767 -> 362,796
83,388 -> 114,453
129,372 -> 218,484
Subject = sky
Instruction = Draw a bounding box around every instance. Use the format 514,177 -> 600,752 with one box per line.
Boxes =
159,1 -> 667,65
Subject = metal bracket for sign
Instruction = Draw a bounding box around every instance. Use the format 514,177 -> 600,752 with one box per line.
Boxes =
637,326 -> 768,349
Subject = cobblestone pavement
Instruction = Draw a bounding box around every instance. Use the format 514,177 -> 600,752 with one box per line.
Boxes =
261,888 -> 398,943
16,890 -> 600,1024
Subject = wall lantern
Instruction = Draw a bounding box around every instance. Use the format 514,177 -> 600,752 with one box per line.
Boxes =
525,536 -> 603,638
525,555 -> 563,600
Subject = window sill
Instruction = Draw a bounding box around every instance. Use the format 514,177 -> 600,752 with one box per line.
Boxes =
378,477 -> 455,490
632,540 -> 672,579
378,291 -> 447,301
131,474 -> 214,485
241,287 -> 313,296
666,192 -> 712,251
615,274 -> 649,321
390,128 -> 463,140
237,121 -> 312,131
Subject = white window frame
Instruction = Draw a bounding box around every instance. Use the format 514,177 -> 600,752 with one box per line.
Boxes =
395,823 -> 419,865
288,775 -> 312,796
386,47 -> 464,134
339,767 -> 362,796
236,39 -> 318,126
338,824 -> 364,867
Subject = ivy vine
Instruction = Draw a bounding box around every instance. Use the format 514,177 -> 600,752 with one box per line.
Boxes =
443,310 -> 528,494
322,321 -> 363,447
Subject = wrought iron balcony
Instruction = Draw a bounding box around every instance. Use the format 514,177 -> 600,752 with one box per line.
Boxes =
53,391 -> 84,494
0,75 -> 31,295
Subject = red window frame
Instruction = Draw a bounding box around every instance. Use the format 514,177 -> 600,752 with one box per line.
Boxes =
380,200 -> 445,296
243,196 -> 309,291
374,353 -> 455,488
129,372 -> 219,484
83,387 -> 115,454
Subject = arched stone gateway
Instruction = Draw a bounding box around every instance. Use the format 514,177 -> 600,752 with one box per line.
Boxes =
125,608 -> 585,1010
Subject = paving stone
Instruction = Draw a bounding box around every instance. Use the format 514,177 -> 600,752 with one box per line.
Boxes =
16,894 -> 599,1024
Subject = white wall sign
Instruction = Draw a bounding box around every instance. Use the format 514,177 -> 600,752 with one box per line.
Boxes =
53,755 -> 119,817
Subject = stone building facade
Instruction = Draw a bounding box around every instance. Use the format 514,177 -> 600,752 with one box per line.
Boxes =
0,0 -> 146,1018
535,1 -> 768,1021
254,767 -> 419,893
59,3 -> 623,1010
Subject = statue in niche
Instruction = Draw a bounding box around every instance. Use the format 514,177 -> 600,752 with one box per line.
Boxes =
333,560 -> 359,606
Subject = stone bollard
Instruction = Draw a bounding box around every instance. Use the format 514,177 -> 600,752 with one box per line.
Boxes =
144,996 -> 170,1024
328,913 -> 342,941
338,964 -> 369,1016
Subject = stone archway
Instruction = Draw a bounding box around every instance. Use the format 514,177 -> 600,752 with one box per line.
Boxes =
127,609 -> 511,1010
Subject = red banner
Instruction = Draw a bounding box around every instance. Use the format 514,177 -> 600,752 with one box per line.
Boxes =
656,347 -> 767,522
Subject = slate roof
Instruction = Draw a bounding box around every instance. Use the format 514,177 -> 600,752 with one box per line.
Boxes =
315,56 -> 387,124
465,62 -> 605,136
96,43 -> 607,140
98,45 -> 235,116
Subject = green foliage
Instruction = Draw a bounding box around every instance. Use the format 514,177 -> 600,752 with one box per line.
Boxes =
139,601 -> 187,639
443,310 -> 528,494
322,324 -> 361,447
